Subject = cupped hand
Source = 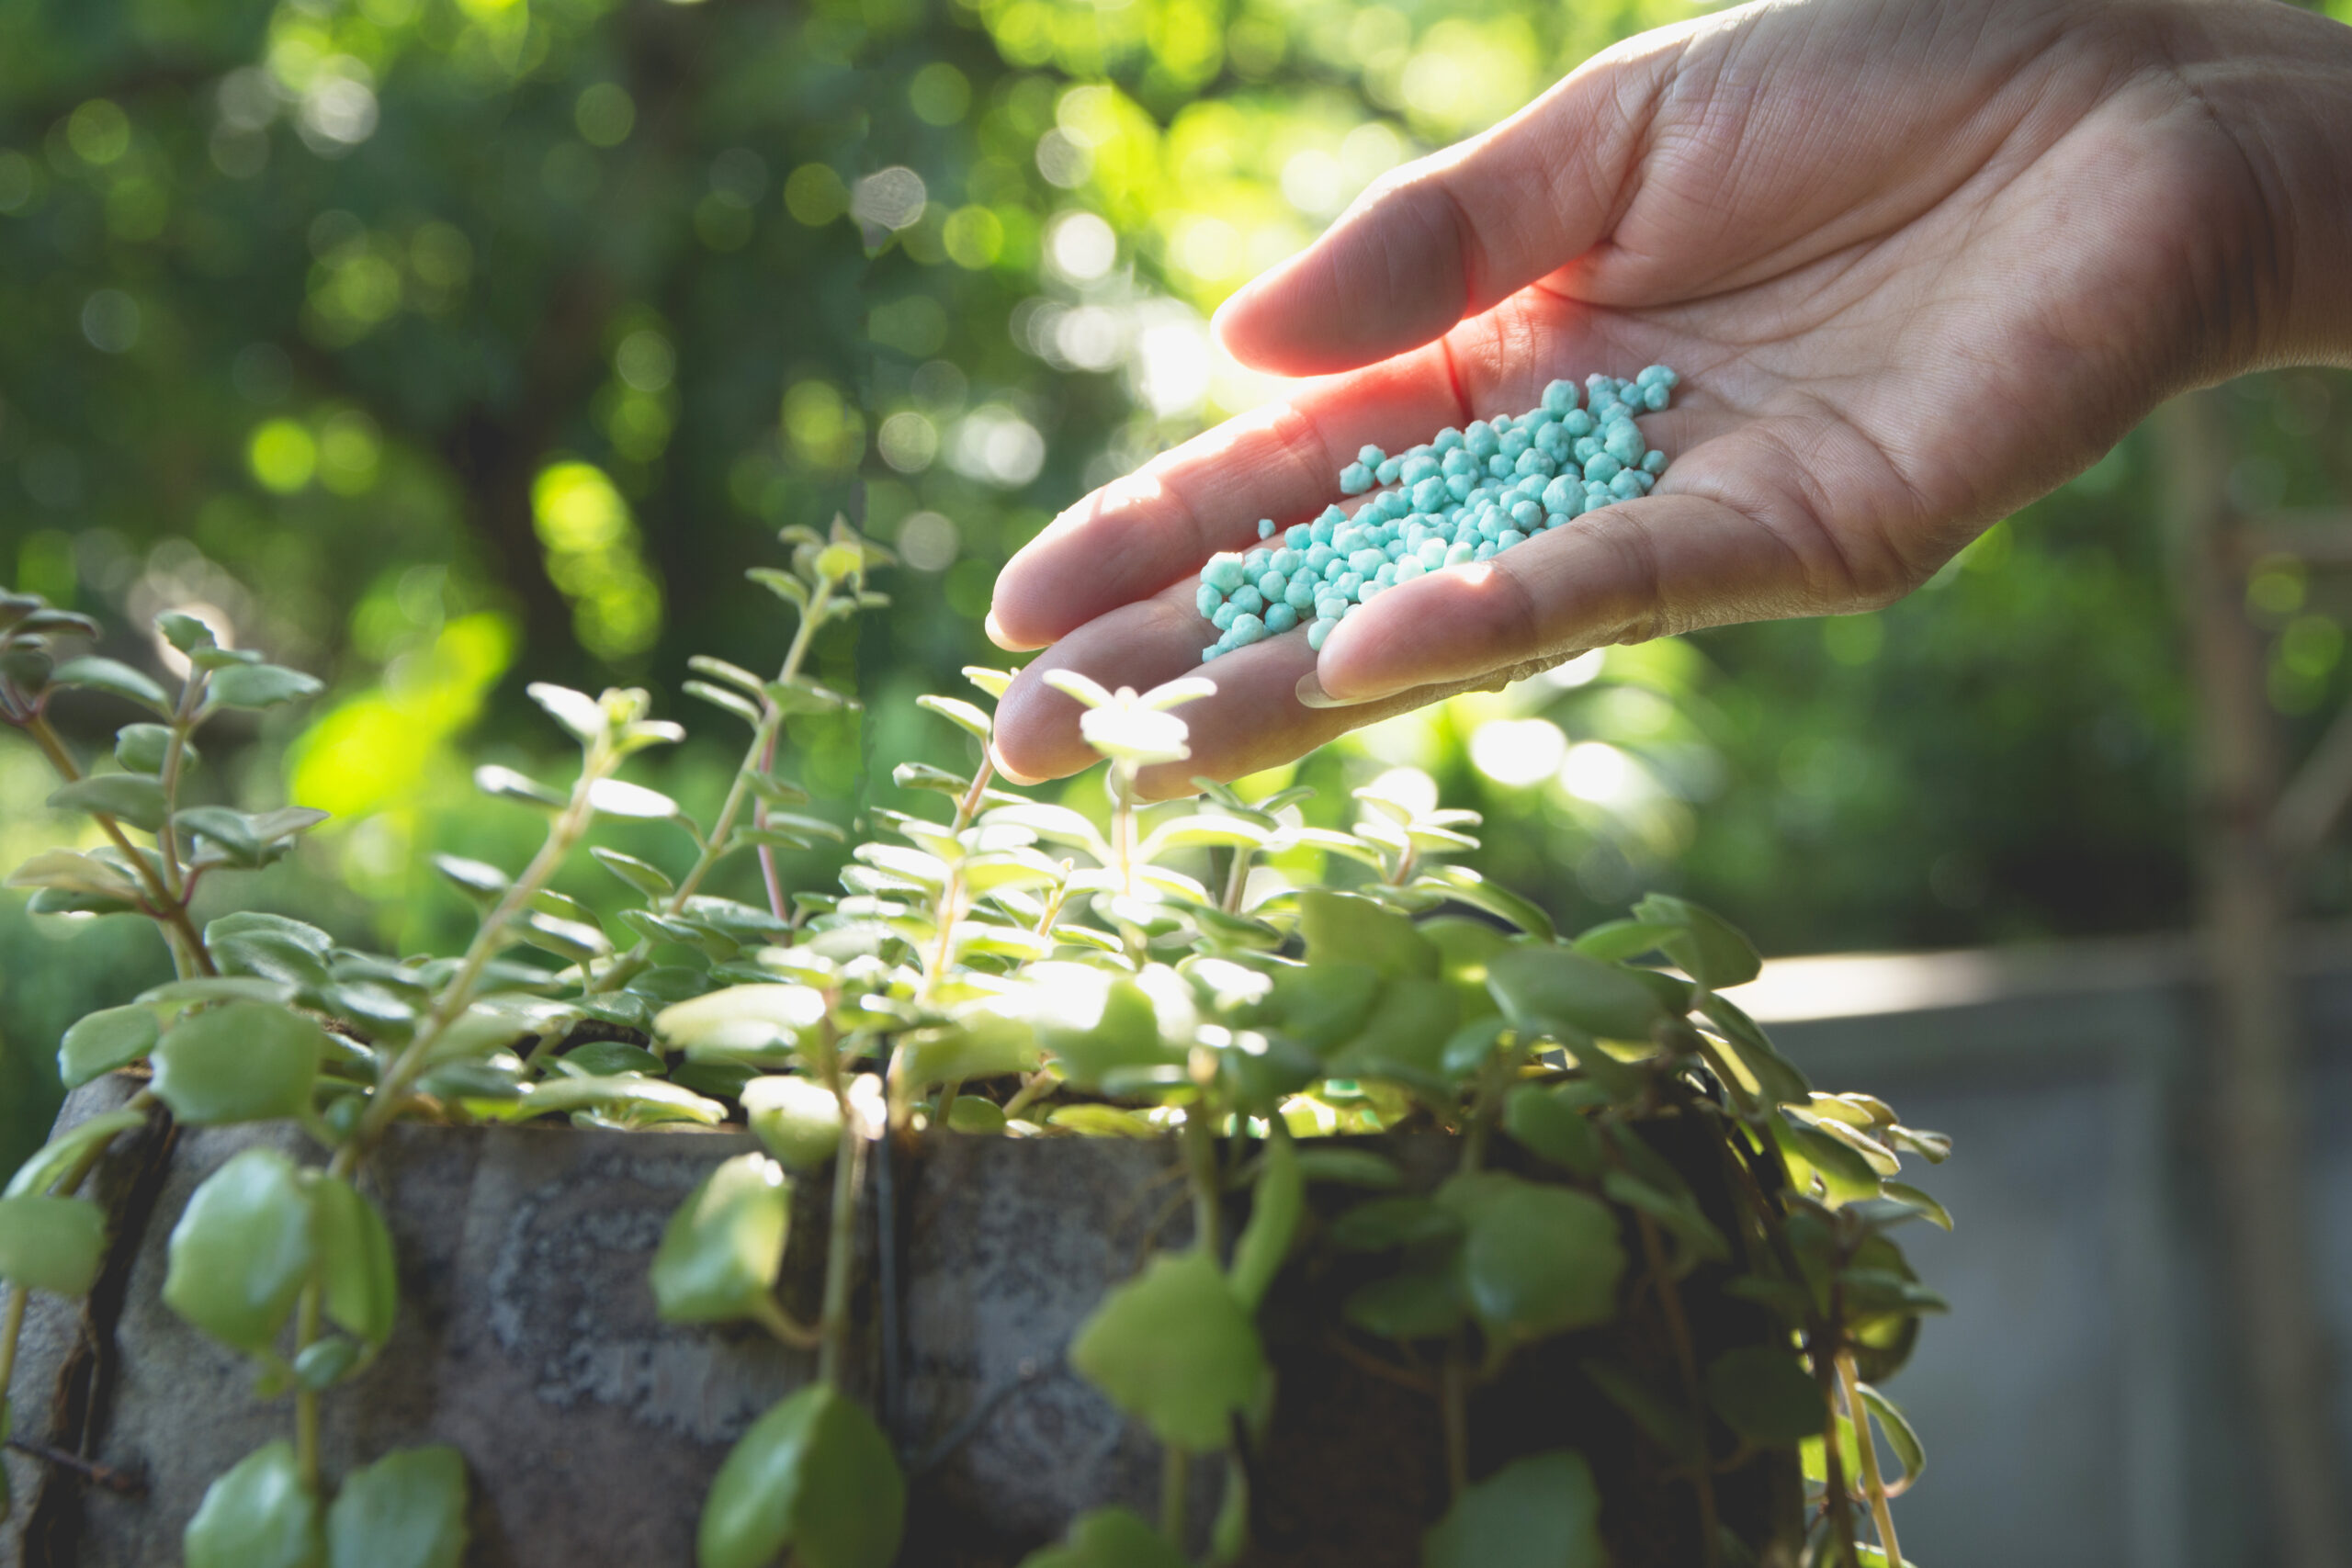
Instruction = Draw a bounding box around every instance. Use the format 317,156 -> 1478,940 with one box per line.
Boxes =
986,0 -> 2324,794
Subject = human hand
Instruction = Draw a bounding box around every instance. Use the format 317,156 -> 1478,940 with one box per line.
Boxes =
987,0 -> 2352,794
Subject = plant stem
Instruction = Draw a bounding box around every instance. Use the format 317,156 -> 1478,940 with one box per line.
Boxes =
594,578 -> 838,991
1219,842 -> 1252,915
153,669 -> 207,905
1440,1346 -> 1470,1502
1182,1103 -> 1221,1258
1161,1443 -> 1190,1548
24,713 -> 213,976
1838,1352 -> 1903,1567
1817,1290 -> 1862,1568
292,1282 -> 322,1491
814,1014 -> 865,1390
0,1285 -> 25,1402
356,737 -> 615,1148
1633,1212 -> 1722,1568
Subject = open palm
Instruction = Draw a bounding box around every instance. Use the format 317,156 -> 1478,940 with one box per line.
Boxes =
987,0 -> 2338,792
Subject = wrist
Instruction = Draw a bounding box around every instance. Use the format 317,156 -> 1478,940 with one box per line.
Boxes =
2160,1 -> 2352,372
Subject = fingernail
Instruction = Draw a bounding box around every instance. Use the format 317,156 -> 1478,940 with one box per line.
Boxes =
1295,672 -> 1373,710
983,610 -> 1017,651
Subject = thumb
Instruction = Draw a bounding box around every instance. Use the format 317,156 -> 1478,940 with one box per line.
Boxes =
1213,36 -> 1678,378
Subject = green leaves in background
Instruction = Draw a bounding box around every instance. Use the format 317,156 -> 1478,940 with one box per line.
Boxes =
4,1109 -> 146,1201
184,1440 -> 322,1568
151,1001 -> 323,1125
324,1446 -> 469,1568
1436,1173 -> 1626,1345
698,1385 -> 905,1568
1486,946 -> 1664,1043
164,1148 -> 317,1352
1018,1507 -> 1190,1568
1422,1450 -> 1606,1568
1703,1347 -> 1827,1446
1070,1249 -> 1265,1451
0,1194 -> 107,1295
741,1076 -> 844,1170
650,1154 -> 791,1325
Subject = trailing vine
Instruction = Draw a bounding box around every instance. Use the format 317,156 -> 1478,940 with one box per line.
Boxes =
0,527 -> 1945,1567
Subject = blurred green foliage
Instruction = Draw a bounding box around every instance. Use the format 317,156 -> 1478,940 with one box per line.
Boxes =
2,0 -> 2348,1179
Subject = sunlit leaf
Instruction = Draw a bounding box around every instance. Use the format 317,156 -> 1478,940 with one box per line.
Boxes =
1069,1249 -> 1265,1451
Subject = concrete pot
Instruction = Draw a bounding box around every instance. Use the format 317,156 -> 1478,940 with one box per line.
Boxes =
4,1076 -> 1801,1566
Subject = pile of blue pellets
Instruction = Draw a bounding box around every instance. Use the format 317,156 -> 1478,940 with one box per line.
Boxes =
1195,367 -> 1679,662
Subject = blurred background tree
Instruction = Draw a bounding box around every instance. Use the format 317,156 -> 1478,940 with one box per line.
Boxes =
3,0 -> 2349,1179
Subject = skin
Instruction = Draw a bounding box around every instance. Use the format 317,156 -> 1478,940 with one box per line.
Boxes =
984,0 -> 2352,796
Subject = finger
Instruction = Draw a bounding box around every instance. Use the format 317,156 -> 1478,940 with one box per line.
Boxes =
989,290 -> 1674,654
986,345 -> 1464,652
989,579 -> 1470,799
1214,31 -> 1684,378
1311,433 -> 1920,705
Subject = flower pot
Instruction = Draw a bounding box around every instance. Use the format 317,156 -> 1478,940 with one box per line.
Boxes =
5,1075 -> 1802,1567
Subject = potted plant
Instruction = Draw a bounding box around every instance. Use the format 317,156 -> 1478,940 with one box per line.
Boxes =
0,525 -> 1946,1568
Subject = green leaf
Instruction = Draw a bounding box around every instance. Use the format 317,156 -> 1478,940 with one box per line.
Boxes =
1704,1347 -> 1827,1446
697,1385 -> 906,1568
177,806 -> 332,866
113,722 -> 180,773
1026,967 -> 1186,1089
0,1196 -> 107,1295
1876,1181 -> 1954,1232
1228,1130 -> 1301,1311
1254,964 -> 1379,1052
592,846 -> 675,900
1580,1359 -> 1703,1457
294,1337 -> 363,1392
47,773 -> 170,832
650,1154 -> 791,1325
5,1109 -> 147,1199
164,1148 -> 318,1352
4,847 -> 142,902
526,682 -> 605,739
1569,919 -> 1679,962
1343,1262 -> 1465,1339
586,777 -> 681,819
158,610 -> 218,652
1858,1382 -> 1927,1486
312,1176 -> 398,1347
1602,1170 -> 1731,1268
1297,890 -> 1439,980
1697,994 -> 1811,1106
57,1005 -> 160,1088
1633,894 -> 1762,989
747,565 -> 810,610
1771,1115 -> 1882,1203
152,1001 -> 323,1125
741,1076 -> 844,1171
1410,863 -> 1555,942
208,663 -> 325,710
1325,976 -> 1459,1094
1016,1507 -> 1189,1568
684,679 -> 763,727
185,1441 -> 323,1568
656,983 -> 827,1058
324,1445 -> 469,1568
1438,1172 -> 1626,1343
139,975 -> 298,1010
431,854 -> 509,906
896,1014 -> 1040,1089
1327,1196 -> 1464,1252
1486,946 -> 1666,1042
1069,1249 -> 1266,1452
1421,1450 -> 1605,1568
474,765 -> 565,808
1502,1086 -> 1604,1178
561,1041 -> 665,1077
1291,1148 -> 1403,1189
916,693 -> 992,739
51,655 -> 171,714
208,912 -> 335,992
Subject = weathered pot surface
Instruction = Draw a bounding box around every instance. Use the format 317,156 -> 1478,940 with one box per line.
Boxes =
4,1076 -> 1799,1567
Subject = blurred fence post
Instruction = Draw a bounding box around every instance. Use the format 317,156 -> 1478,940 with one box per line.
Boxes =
2159,389 -> 2349,1568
